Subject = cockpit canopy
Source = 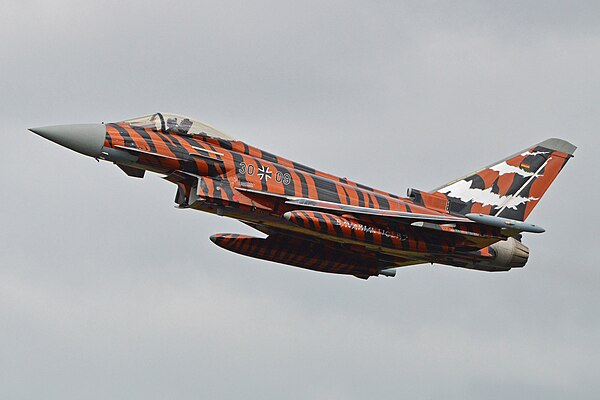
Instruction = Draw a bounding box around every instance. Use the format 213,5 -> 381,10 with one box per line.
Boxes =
120,112 -> 235,141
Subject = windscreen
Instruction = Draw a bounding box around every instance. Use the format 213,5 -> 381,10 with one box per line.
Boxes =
120,113 -> 236,140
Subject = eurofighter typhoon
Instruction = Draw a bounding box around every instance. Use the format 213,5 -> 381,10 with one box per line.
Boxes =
30,113 -> 576,279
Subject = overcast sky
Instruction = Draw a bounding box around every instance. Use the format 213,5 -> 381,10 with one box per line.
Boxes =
1,1 -> 599,399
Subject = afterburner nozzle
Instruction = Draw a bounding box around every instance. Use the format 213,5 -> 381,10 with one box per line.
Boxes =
29,124 -> 106,158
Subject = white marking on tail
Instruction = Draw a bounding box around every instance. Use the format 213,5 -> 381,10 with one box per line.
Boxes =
495,157 -> 550,216
489,161 -> 540,178
439,180 -> 539,210
521,150 -> 550,157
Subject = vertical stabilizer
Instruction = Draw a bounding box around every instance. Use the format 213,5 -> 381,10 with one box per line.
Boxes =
431,138 -> 576,221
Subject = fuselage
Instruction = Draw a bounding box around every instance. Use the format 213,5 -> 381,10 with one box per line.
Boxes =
33,112 -> 577,277
99,117 -> 497,266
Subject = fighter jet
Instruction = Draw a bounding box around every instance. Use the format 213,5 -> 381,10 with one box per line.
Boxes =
29,113 -> 576,279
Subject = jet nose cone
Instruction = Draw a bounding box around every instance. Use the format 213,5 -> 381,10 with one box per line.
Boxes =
29,124 -> 106,158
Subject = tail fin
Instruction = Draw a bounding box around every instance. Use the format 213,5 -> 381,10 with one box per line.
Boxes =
431,138 -> 576,221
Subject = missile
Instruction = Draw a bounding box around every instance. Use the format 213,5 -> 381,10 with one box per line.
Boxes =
465,213 -> 545,234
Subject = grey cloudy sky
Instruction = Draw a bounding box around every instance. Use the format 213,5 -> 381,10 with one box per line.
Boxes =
1,1 -> 599,399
